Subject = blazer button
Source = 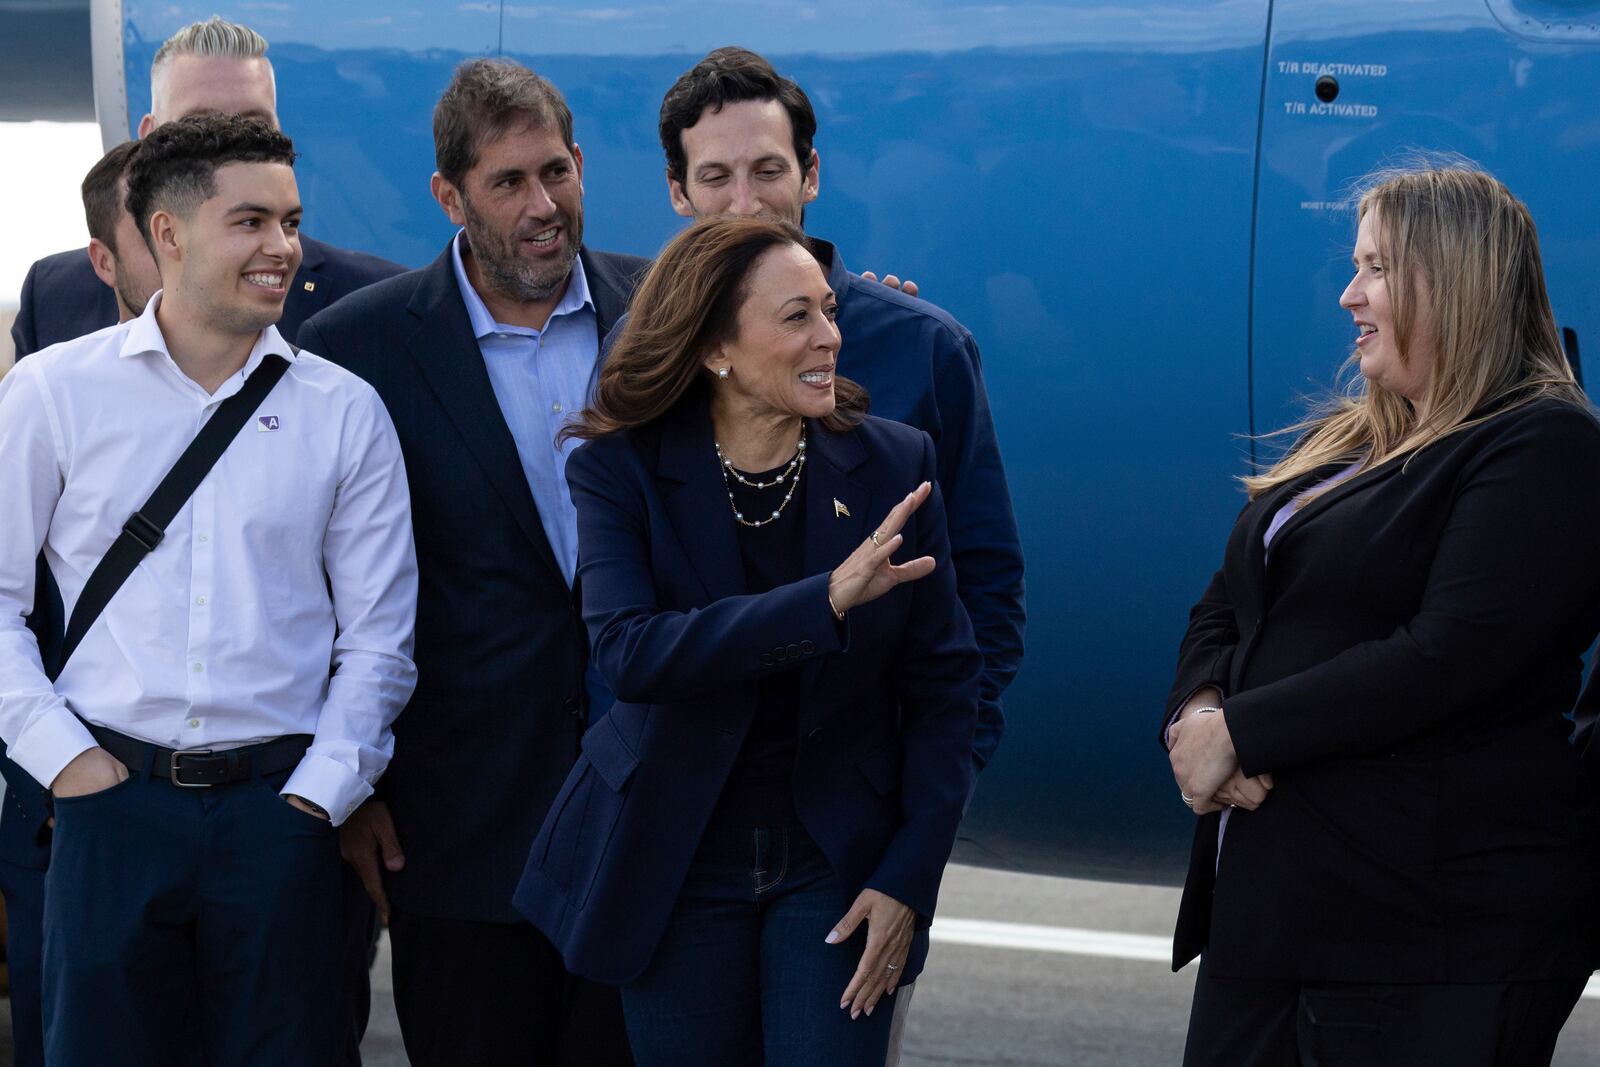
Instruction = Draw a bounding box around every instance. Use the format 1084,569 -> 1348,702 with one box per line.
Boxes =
760,653 -> 774,667
800,640 -> 815,655
787,643 -> 801,660
775,646 -> 788,662
563,698 -> 582,717
808,727 -> 823,742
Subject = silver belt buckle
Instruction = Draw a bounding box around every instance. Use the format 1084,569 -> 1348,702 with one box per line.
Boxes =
170,748 -> 215,787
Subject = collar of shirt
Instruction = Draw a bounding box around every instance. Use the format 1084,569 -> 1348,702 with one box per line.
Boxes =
118,289 -> 298,401
806,236 -> 850,296
449,230 -> 593,339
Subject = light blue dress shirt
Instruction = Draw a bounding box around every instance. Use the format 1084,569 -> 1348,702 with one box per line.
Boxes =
450,231 -> 596,585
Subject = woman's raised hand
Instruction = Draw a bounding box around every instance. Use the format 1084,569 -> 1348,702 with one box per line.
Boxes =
827,482 -> 936,615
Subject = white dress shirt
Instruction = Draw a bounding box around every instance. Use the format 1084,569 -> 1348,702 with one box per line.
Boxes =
0,295 -> 418,824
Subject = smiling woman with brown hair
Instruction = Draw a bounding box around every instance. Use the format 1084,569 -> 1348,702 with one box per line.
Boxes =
1163,163 -> 1600,1065
513,215 -> 981,1066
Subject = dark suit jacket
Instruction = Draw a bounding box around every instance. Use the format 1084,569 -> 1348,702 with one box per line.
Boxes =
9,235 -> 403,360
0,233 -> 402,872
513,402 -> 981,984
605,238 -> 1025,768
1164,397 -> 1600,984
298,243 -> 647,922
9,248 -> 117,358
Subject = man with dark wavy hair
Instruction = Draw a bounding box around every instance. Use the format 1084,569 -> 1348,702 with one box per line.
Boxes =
0,113 -> 417,1064
654,46 -> 1026,1062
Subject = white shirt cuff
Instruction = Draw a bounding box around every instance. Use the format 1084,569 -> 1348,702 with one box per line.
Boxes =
282,752 -> 374,827
11,706 -> 98,791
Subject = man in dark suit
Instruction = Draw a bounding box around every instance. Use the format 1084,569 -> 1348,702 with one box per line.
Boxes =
9,15 -> 402,361
299,59 -> 643,1066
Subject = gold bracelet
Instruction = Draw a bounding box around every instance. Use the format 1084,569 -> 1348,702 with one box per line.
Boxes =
827,592 -> 846,621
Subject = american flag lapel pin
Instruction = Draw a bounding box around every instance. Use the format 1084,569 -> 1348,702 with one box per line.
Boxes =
833,498 -> 850,518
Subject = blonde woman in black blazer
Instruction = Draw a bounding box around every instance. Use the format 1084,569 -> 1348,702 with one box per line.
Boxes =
1164,164 -> 1600,1066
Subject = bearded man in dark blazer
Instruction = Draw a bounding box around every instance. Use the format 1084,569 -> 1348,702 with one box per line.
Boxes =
298,59 -> 644,1067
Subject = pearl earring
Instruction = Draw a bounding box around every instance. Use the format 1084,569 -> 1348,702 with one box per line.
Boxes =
717,367 -> 731,380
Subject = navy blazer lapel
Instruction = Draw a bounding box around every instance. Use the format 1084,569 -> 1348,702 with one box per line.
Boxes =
656,399 -> 746,604
798,423 -> 873,697
292,235 -> 333,313
580,248 -> 638,342
402,246 -> 565,586
801,422 -> 873,585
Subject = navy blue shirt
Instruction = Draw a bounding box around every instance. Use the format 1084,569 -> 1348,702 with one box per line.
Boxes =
812,238 -> 1024,767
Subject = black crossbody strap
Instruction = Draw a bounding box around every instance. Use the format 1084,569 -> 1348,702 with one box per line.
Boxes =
52,353 -> 292,678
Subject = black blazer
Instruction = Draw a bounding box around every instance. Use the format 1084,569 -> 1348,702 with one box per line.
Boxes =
298,243 -> 647,922
513,402 -> 981,984
8,235 -> 403,360
1164,397 -> 1600,984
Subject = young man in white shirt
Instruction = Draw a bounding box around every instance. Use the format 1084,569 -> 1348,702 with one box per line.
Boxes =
0,112 -> 418,1065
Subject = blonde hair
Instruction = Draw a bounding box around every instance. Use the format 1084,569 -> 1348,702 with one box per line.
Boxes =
150,17 -> 271,115
1245,160 -> 1585,498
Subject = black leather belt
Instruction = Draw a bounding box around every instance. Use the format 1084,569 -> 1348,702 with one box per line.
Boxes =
87,725 -> 312,788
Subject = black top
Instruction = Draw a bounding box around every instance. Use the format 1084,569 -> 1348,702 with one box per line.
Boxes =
704,452 -> 809,833
1163,396 -> 1600,983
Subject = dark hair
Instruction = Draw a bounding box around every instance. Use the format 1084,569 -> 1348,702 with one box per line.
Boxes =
126,112 -> 295,251
81,140 -> 142,250
434,58 -> 575,187
659,47 -> 817,186
568,216 -> 867,440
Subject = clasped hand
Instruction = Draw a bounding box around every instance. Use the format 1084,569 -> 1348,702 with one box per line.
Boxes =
827,482 -> 936,614
1166,711 -> 1273,815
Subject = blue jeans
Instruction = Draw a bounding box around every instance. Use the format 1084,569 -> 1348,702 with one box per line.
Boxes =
621,826 -> 894,1067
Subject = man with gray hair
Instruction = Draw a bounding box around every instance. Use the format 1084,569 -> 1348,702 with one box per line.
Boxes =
9,15 -> 401,357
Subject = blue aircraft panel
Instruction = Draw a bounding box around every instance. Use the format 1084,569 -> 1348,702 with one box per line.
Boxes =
100,0 -> 1600,884
1252,0 -> 1600,446
109,0 -> 1268,883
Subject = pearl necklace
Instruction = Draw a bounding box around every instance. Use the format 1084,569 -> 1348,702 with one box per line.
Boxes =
716,430 -> 807,527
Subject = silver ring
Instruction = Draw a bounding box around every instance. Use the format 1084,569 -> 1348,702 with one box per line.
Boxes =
871,530 -> 884,547
885,963 -> 899,972
1181,792 -> 1195,807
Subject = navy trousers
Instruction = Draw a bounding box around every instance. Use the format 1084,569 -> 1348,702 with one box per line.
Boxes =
42,764 -> 341,1067
0,857 -> 46,1067
620,826 -> 895,1067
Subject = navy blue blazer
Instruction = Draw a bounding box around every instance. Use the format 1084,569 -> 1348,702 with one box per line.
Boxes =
9,235 -> 403,360
606,239 -> 1024,769
299,243 -> 648,922
513,400 -> 981,985
0,233 -> 402,871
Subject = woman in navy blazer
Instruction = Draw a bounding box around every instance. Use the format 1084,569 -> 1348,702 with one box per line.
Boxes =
513,216 -> 981,1065
1164,164 -> 1600,1065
